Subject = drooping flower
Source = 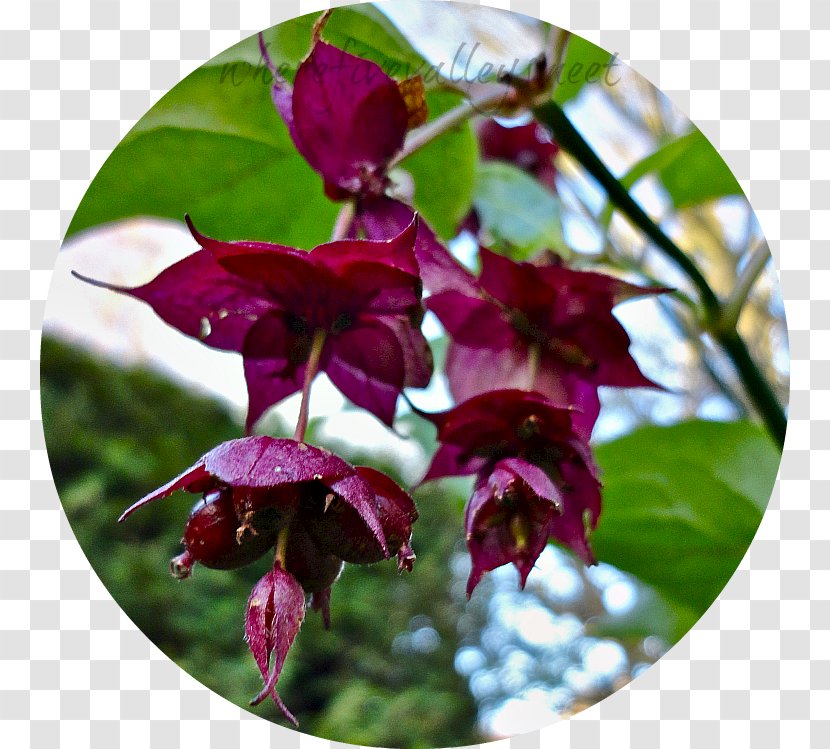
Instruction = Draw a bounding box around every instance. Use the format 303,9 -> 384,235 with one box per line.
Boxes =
419,389 -> 601,593
458,118 -> 560,236
75,216 -> 432,431
246,563 -> 306,725
119,436 -> 417,723
477,119 -> 559,190
465,457 -> 562,597
262,31 -> 476,298
267,36 -> 419,201
353,195 -> 480,297
426,248 -> 669,438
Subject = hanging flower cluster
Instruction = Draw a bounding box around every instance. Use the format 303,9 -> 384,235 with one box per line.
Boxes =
119,436 -> 416,724
75,13 -> 667,726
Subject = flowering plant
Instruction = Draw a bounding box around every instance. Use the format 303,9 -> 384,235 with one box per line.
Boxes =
61,6 -> 784,735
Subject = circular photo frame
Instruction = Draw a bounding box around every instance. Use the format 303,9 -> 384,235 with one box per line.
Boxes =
43,3 -> 788,746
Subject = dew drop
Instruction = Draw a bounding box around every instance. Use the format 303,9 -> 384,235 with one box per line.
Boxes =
199,317 -> 212,340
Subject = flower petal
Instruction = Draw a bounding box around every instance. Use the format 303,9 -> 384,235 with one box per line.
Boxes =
496,457 -> 562,510
355,466 -> 418,571
478,119 -> 559,190
426,291 -> 515,350
547,457 -> 602,565
287,41 -> 408,193
325,321 -> 406,426
186,215 -> 305,259
311,214 -> 419,278
245,563 -> 306,723
325,472 -> 389,559
444,340 -> 531,404
117,460 -> 212,522
203,437 -> 355,488
376,314 -> 433,390
241,312 -> 310,433
72,250 -> 274,352
355,197 -> 479,296
421,442 -> 488,483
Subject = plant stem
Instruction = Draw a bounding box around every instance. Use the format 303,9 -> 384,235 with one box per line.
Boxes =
720,240 -> 770,331
293,328 -> 327,442
275,527 -> 289,567
545,28 -> 572,98
535,101 -> 720,318
526,342 -> 541,389
388,88 -> 510,169
331,201 -> 355,241
716,329 -> 787,446
534,101 -> 787,447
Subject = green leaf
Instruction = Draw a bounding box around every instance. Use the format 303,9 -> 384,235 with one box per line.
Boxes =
66,63 -> 337,246
66,6 -> 429,246
472,161 -> 563,258
554,34 -> 615,107
615,129 -> 743,211
590,420 -> 778,617
658,128 -> 743,208
399,90 -> 477,240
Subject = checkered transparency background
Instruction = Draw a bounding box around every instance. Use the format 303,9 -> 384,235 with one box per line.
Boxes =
0,0 -> 825,746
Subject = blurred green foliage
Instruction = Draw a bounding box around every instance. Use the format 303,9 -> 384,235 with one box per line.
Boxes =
65,7 -> 476,248
41,336 -> 480,748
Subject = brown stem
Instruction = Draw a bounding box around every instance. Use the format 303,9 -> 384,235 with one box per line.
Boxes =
293,328 -> 327,442
388,88 -> 511,169
331,201 -> 355,242
274,526 -> 289,567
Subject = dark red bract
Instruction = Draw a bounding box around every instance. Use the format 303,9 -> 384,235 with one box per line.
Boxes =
271,39 -> 410,200
76,216 -> 432,431
426,248 -> 669,438
420,389 -> 601,593
119,436 -> 417,721
477,119 -> 559,190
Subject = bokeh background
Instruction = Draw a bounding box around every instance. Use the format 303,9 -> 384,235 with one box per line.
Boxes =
39,3 -> 787,747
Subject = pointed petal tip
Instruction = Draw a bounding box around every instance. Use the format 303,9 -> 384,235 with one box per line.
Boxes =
71,269 -> 129,293
183,213 -> 203,244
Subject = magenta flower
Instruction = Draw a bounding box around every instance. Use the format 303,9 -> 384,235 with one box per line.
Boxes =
477,119 -> 559,190
75,216 -> 432,431
465,457 -> 562,597
269,38 -> 413,201
262,33 -> 476,299
419,389 -> 601,592
119,436 -> 417,724
426,248 -> 669,438
353,195 -> 481,297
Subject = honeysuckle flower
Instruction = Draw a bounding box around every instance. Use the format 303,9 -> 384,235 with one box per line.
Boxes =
354,195 -> 481,297
268,37 -> 421,201
75,216 -> 432,431
419,389 -> 602,590
426,248 -> 669,439
119,436 -> 417,724
477,119 -> 559,190
262,31 -> 477,299
246,562 -> 306,725
465,457 -> 562,597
